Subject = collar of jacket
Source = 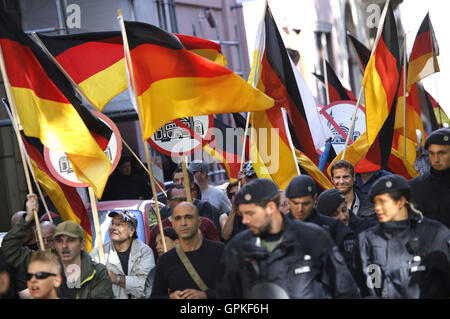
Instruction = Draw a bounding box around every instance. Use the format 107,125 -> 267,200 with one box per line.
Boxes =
304,208 -> 319,223
79,250 -> 96,285
378,211 -> 421,234
240,214 -> 298,260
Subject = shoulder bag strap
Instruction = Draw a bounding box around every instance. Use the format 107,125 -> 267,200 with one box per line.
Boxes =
175,244 -> 208,291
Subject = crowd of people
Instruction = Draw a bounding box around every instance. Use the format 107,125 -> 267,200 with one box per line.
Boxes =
0,127 -> 449,299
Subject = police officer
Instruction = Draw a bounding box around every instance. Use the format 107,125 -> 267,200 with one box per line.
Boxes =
409,127 -> 450,228
355,174 -> 450,298
215,178 -> 360,299
285,175 -> 356,271
316,189 -> 378,235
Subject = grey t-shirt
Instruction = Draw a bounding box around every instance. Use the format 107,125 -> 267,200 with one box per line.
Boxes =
201,186 -> 231,214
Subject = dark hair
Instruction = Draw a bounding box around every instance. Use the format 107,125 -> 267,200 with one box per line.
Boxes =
167,184 -> 186,200
383,189 -> 411,202
226,181 -> 239,199
172,167 -> 194,184
154,227 -> 178,241
330,160 -> 355,178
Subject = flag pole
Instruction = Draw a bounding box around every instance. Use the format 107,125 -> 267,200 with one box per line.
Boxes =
181,156 -> 193,203
321,34 -> 330,105
0,44 -> 45,250
238,2 -> 269,187
342,0 -> 390,160
87,187 -> 105,264
117,9 -> 167,253
121,138 -> 167,197
31,33 -> 169,197
1,98 -> 54,224
403,33 -> 407,157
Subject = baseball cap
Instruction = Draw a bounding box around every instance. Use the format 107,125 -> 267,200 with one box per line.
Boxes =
54,221 -> 84,240
234,178 -> 278,206
188,160 -> 208,173
108,210 -> 138,228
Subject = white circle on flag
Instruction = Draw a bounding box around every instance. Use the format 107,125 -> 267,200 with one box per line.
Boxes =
148,115 -> 214,157
44,111 -> 122,188
318,101 -> 366,154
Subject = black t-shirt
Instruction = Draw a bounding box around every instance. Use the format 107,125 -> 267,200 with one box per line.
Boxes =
117,242 -> 133,275
150,239 -> 224,299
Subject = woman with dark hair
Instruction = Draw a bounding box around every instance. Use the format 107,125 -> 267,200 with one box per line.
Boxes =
355,174 -> 450,299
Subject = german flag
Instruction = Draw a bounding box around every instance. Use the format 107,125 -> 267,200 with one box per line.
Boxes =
362,3 -> 402,169
203,118 -> 245,182
424,88 -> 449,129
407,13 -> 439,88
347,33 -> 371,73
21,132 -> 93,252
39,31 -> 227,111
313,60 -> 357,103
250,6 -> 318,163
0,9 -> 112,198
175,34 -> 226,67
123,21 -> 273,142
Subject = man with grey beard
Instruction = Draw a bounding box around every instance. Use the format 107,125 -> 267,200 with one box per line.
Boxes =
91,210 -> 155,299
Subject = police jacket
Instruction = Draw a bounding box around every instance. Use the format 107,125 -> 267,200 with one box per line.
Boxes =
409,167 -> 450,228
355,212 -> 450,299
288,209 -> 356,271
348,212 -> 378,235
215,215 -> 360,299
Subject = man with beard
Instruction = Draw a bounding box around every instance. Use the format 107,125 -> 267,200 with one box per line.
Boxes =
216,179 -> 360,299
409,127 -> 450,228
151,202 -> 224,299
91,210 -> 155,299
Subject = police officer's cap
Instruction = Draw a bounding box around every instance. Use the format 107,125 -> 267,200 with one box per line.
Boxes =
285,175 -> 317,199
316,189 -> 346,216
368,174 -> 410,202
234,178 -> 278,206
424,127 -> 450,150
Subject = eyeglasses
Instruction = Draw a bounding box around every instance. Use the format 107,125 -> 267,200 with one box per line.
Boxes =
26,272 -> 57,281
170,197 -> 188,202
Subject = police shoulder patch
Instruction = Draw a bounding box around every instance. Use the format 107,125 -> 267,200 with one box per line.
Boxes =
332,246 -> 344,264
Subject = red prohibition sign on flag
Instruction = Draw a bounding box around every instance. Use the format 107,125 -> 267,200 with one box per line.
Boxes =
148,115 -> 214,157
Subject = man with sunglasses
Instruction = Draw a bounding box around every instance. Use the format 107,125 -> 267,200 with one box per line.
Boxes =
27,250 -> 62,299
90,210 -> 155,299
2,193 -> 114,299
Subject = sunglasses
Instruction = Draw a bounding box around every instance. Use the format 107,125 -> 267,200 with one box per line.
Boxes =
26,272 -> 57,281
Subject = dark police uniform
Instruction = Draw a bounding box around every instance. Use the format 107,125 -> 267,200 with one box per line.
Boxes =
355,174 -> 450,298
409,128 -> 450,228
285,176 -> 356,271
216,178 -> 360,299
316,188 -> 378,235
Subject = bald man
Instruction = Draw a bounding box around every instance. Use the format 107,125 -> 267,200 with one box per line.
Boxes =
150,202 -> 224,299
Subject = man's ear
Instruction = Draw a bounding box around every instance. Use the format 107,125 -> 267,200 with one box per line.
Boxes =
81,238 -> 86,251
54,274 -> 62,288
266,201 -> 277,215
